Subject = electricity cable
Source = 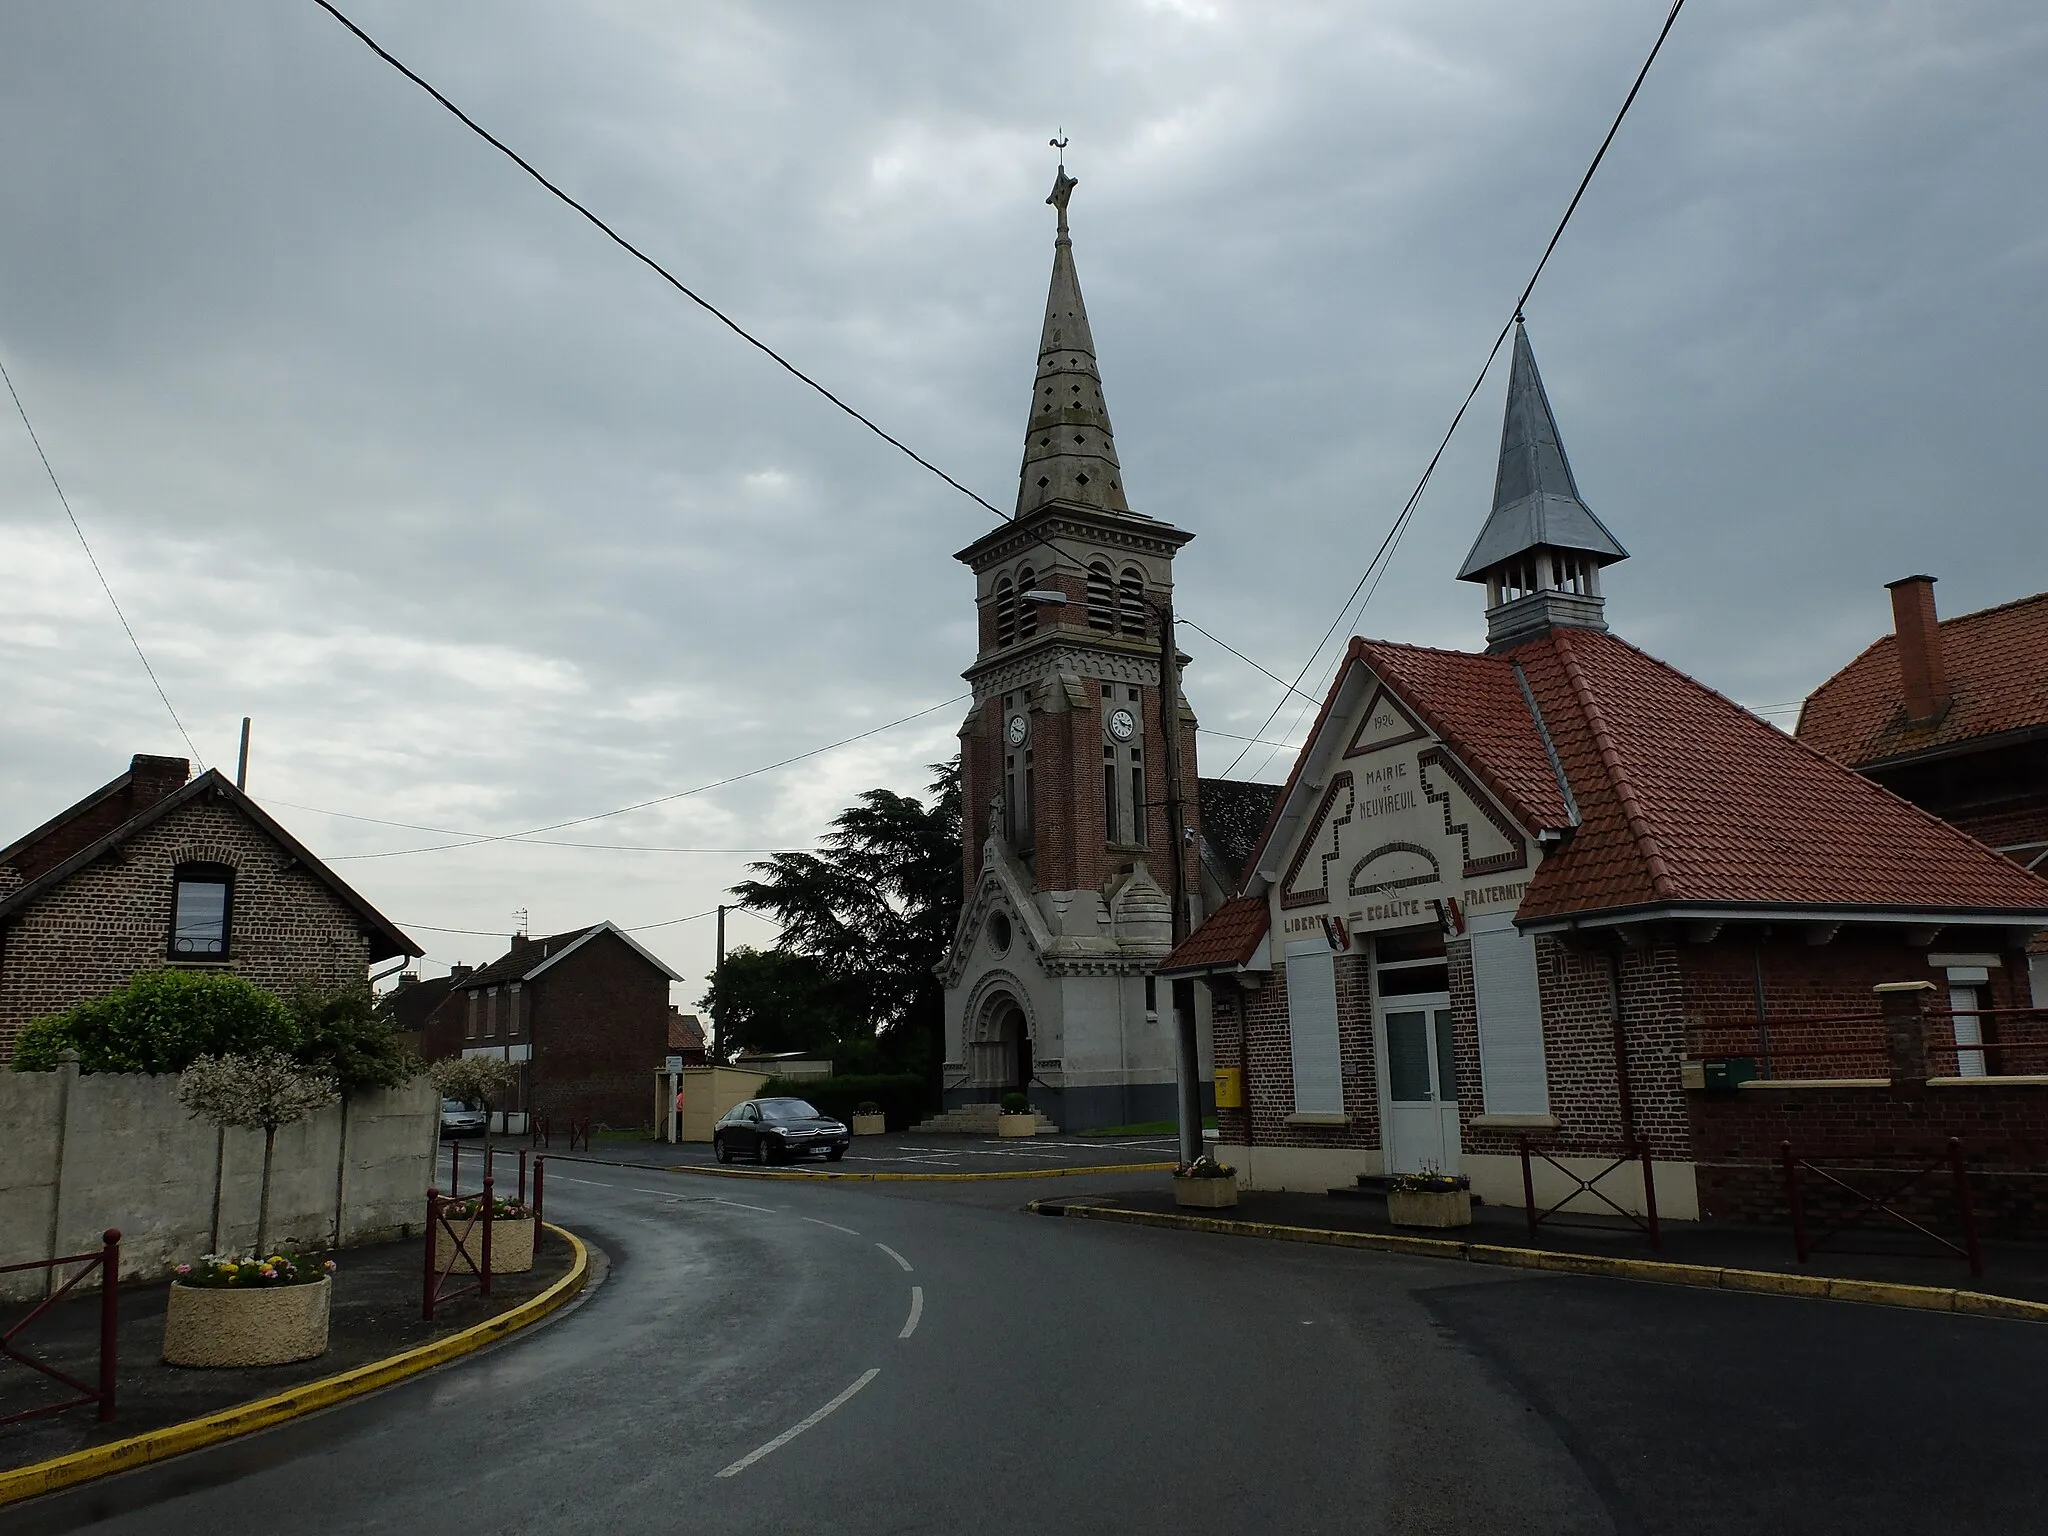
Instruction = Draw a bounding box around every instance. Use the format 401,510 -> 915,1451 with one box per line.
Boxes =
1,351 -> 207,769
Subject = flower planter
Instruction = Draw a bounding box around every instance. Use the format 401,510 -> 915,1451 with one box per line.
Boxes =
1387,1188 -> 1473,1229
163,1276 -> 331,1368
998,1113 -> 1037,1138
851,1113 -> 887,1136
434,1213 -> 537,1275
1173,1174 -> 1239,1209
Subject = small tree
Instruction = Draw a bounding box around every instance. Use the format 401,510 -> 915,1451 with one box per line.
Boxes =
179,1052 -> 338,1257
430,1055 -> 518,1161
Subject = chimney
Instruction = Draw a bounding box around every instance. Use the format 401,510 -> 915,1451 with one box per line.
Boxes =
450,963 -> 473,982
129,754 -> 190,810
1885,575 -> 1950,726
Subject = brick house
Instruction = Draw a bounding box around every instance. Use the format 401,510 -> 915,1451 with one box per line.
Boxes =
1798,580 -> 2048,1005
668,1009 -> 709,1066
1162,324 -> 2048,1225
418,923 -> 682,1129
0,754 -> 420,1059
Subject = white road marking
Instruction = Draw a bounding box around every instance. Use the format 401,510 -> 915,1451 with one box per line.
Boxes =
899,1286 -> 923,1340
802,1216 -> 861,1236
712,1196 -> 780,1215
875,1242 -> 913,1272
714,1368 -> 880,1478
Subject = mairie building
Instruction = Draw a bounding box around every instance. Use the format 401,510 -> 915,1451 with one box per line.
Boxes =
1161,323 -> 2048,1219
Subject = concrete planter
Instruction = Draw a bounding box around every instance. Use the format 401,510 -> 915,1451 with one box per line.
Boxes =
1173,1175 -> 1239,1209
998,1113 -> 1037,1138
434,1213 -> 537,1275
851,1113 -> 887,1136
1388,1188 -> 1473,1229
163,1276 -> 331,1368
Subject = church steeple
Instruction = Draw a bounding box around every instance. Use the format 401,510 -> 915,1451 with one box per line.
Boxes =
1016,161 -> 1130,518
1458,321 -> 1629,651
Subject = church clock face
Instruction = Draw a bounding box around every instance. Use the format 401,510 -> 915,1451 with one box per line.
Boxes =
1006,714 -> 1030,747
1107,707 -> 1137,743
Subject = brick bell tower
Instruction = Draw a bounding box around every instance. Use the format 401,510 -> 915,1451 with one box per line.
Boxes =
935,158 -> 1202,1131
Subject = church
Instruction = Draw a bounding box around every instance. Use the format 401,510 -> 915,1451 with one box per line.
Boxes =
1159,320 -> 2048,1219
934,166 -> 1260,1131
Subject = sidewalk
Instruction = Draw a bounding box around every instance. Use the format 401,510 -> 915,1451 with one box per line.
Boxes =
0,1230 -> 579,1475
517,1131 -> 1178,1177
1049,1182 -> 2048,1305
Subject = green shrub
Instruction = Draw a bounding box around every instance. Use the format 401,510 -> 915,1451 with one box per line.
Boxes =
288,982 -> 419,1096
1001,1091 -> 1031,1115
756,1072 -> 930,1131
11,970 -> 299,1075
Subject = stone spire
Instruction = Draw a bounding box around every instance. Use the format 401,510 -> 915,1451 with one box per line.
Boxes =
1016,162 -> 1131,518
1458,321 -> 1627,581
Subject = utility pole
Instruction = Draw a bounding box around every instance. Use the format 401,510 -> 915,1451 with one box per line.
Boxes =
1155,598 -> 1203,1168
716,904 -> 728,969
235,718 -> 251,791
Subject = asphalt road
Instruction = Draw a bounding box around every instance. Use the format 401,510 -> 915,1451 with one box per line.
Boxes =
18,1163 -> 2048,1535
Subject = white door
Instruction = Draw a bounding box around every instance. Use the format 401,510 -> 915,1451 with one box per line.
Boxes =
1381,995 -> 1460,1175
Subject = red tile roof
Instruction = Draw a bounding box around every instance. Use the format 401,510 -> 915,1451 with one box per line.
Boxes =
1797,590 -> 2048,766
1231,625 -> 2048,929
1509,628 -> 2048,920
1159,894 -> 1270,975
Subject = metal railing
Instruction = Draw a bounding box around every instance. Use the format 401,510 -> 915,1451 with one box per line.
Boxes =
0,1229 -> 120,1426
1694,1006 -> 2048,1081
423,1177 -> 496,1320
1781,1137 -> 1983,1278
1518,1137 -> 1661,1250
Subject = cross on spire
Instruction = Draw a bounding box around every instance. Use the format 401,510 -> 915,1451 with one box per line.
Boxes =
1047,135 -> 1077,241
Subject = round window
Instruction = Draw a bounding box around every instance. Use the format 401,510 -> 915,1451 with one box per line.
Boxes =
987,911 -> 1012,955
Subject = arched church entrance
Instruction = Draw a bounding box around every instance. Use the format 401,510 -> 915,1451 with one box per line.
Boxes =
971,992 -> 1033,1102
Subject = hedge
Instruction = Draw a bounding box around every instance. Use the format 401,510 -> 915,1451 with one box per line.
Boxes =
755,1072 -> 932,1132
11,969 -> 298,1075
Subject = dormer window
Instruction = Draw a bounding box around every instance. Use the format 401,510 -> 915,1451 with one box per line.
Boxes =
168,864 -> 233,960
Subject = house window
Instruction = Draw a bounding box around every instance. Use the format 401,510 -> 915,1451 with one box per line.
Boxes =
1468,911 -> 1549,1114
485,987 -> 498,1037
168,864 -> 233,960
1285,940 -> 1344,1116
508,983 -> 523,1037
466,990 -> 480,1040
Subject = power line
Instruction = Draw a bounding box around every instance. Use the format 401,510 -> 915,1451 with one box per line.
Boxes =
313,1 -> 1007,524
1220,0 -> 1689,778
397,904 -> 783,940
310,2 -> 1298,795
1,351 -> 207,769
309,692 -> 968,860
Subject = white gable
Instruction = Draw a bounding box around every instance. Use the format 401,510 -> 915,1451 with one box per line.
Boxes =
1263,664 -> 1535,942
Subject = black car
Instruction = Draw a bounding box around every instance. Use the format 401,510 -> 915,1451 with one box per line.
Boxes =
714,1097 -> 851,1165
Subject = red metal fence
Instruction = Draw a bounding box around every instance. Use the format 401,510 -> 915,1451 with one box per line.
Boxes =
1518,1137 -> 1661,1250
0,1229 -> 120,1426
1782,1137 -> 1983,1278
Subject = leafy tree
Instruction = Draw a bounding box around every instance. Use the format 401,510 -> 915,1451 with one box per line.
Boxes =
178,1051 -> 338,1256
288,982 -> 418,1096
430,1055 -> 519,1159
721,759 -> 961,1081
10,970 -> 297,1074
699,948 -> 864,1064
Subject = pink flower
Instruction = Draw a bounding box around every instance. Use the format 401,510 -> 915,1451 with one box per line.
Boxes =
175,1263 -> 192,1274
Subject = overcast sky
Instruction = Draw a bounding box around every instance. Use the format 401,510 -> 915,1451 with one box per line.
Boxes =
4,1 -> 2045,1001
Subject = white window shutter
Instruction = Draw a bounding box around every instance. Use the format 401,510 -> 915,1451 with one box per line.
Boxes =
1285,941 -> 1343,1116
1469,913 -> 1548,1115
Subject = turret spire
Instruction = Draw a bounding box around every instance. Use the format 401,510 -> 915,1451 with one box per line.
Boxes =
1016,156 -> 1130,518
1459,322 -> 1629,650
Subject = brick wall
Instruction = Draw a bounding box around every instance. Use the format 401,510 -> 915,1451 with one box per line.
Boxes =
0,795 -> 374,1058
1691,1080 -> 2048,1240
1209,948 -> 1381,1153
1681,933 -> 2039,1079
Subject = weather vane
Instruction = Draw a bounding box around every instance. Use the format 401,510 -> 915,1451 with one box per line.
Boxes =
1047,131 -> 1077,235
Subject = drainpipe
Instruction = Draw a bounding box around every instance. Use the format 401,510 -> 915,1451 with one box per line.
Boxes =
1607,948 -> 1638,1152
1751,934 -> 1775,1080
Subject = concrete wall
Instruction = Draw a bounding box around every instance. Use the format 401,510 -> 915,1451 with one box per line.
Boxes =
0,1065 -> 438,1301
